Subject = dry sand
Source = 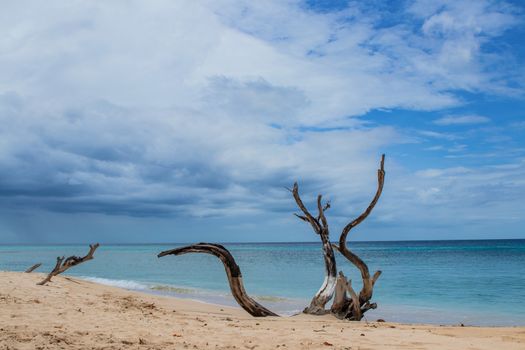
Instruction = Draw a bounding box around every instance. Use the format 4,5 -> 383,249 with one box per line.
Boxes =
1,271 -> 523,350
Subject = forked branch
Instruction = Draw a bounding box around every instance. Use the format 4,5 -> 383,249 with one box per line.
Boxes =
158,243 -> 278,317
37,243 -> 100,285
291,183 -> 337,315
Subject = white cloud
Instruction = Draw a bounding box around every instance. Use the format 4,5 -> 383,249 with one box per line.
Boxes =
0,0 -> 523,240
434,115 -> 491,125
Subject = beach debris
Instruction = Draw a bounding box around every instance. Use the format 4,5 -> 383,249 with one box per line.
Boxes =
158,244 -> 278,317
25,263 -> 42,273
377,319 -> 385,322
157,155 -> 386,321
323,341 -> 333,346
292,155 -> 385,320
37,243 -> 100,285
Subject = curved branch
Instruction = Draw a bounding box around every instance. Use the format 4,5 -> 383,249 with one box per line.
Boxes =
338,154 -> 385,304
158,243 -> 278,317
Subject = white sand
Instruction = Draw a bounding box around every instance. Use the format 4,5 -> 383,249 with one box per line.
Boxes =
1,271 -> 523,349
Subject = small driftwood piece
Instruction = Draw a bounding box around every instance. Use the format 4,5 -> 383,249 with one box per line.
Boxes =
292,154 -> 386,320
158,243 -> 278,317
37,243 -> 100,285
25,263 -> 42,273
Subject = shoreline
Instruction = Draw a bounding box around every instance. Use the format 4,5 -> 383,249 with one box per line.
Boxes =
2,271 -> 524,349
77,274 -> 525,327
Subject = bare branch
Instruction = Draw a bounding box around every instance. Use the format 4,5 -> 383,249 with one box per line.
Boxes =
372,270 -> 382,285
37,244 -> 100,285
293,213 -> 309,222
336,154 -> 386,311
158,243 -> 278,317
340,154 -> 385,246
317,195 -> 328,230
291,182 -> 321,234
25,263 -> 42,273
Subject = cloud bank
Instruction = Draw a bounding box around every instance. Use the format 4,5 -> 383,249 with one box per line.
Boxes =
0,0 -> 523,242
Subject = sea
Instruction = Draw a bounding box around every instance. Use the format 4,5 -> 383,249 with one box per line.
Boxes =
1,239 -> 524,326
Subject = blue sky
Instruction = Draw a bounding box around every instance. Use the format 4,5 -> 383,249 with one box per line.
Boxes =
0,0 -> 524,243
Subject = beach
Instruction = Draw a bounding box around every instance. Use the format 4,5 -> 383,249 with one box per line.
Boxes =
1,271 -> 523,350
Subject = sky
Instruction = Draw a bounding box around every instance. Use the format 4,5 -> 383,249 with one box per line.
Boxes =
0,0 -> 524,243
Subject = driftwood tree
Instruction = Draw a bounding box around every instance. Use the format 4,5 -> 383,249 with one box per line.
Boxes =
37,243 -> 100,285
157,155 -> 385,319
291,154 -> 385,320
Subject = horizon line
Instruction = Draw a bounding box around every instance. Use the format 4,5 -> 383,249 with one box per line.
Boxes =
1,237 -> 524,246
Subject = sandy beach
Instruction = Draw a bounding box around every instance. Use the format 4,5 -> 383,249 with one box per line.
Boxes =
0,271 -> 523,349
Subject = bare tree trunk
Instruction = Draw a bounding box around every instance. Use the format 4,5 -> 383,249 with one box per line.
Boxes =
37,244 -> 100,285
291,184 -> 337,315
305,230 -> 337,314
25,263 -> 42,273
158,243 -> 278,317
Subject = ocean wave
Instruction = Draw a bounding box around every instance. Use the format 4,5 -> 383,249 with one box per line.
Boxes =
82,276 -> 151,291
150,285 -> 195,294
79,276 -> 304,315
81,276 -> 209,297
254,295 -> 288,302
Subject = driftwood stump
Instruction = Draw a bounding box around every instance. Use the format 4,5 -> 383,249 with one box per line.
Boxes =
292,154 -> 385,320
37,243 -> 100,285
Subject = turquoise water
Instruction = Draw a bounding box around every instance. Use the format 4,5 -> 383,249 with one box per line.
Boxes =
1,240 -> 524,326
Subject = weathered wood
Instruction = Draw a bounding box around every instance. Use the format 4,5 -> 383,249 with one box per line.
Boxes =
332,154 -> 385,320
158,243 -> 278,317
37,243 -> 100,285
291,184 -> 337,315
330,272 -> 351,319
25,263 -> 42,273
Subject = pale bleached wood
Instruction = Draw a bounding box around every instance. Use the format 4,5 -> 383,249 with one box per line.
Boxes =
291,183 -> 337,315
